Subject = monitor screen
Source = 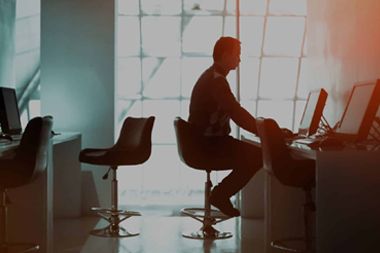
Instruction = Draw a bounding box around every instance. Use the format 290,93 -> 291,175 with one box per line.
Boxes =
336,80 -> 380,141
0,87 -> 22,134
298,88 -> 328,136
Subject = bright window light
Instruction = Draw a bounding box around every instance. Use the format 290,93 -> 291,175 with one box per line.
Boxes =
269,0 -> 307,16
259,57 -> 299,99
118,17 -> 140,57
142,17 -> 181,57
264,17 -> 305,57
117,58 -> 141,99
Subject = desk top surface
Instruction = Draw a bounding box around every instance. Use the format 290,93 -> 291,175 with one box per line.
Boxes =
241,134 -> 380,160
0,132 -> 81,152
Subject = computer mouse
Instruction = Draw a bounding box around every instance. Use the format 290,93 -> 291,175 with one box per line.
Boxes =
319,137 -> 345,150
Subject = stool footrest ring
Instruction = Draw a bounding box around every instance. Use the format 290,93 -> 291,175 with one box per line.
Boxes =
181,207 -> 231,223
90,225 -> 139,238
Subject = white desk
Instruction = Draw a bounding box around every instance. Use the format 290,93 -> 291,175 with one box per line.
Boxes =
242,135 -> 380,253
2,132 -> 81,253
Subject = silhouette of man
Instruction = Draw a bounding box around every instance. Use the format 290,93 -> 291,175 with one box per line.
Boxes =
188,37 -> 262,217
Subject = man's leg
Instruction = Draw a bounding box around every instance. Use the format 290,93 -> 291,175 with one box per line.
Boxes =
207,136 -> 263,216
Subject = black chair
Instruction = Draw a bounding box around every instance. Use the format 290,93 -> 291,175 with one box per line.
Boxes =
79,116 -> 155,237
174,117 -> 232,240
256,117 -> 316,253
0,116 -> 53,253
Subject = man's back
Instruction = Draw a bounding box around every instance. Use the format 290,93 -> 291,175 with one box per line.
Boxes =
189,65 -> 232,137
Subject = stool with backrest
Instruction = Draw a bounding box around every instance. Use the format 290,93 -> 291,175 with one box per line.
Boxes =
0,116 -> 53,253
79,116 -> 155,237
173,117 -> 232,240
256,117 -> 316,253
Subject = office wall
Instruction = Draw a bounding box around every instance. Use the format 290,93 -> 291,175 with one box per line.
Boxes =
41,0 -> 115,213
0,0 -> 16,86
308,0 -> 380,123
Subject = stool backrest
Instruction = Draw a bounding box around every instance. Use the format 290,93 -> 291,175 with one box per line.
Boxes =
114,116 -> 155,161
255,117 -> 292,180
173,117 -> 205,168
16,116 -> 53,183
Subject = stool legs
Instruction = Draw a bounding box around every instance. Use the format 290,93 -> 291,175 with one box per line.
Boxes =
0,190 -> 39,253
181,171 -> 233,240
90,167 -> 140,238
271,189 -> 316,253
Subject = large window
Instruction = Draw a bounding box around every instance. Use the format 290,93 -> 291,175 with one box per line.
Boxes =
116,0 -> 308,209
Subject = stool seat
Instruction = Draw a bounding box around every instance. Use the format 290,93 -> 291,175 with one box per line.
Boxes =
79,116 -> 155,238
256,118 -> 316,253
79,148 -> 147,166
174,117 -> 233,240
0,116 -> 53,253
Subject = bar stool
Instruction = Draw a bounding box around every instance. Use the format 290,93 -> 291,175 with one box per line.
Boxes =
79,116 -> 155,237
256,117 -> 316,253
173,117 -> 232,240
0,116 -> 53,253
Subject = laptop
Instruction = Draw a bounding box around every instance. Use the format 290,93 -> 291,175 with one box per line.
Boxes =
333,80 -> 380,142
295,80 -> 380,147
0,87 -> 23,141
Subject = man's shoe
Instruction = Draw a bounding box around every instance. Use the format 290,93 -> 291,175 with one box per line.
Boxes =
210,193 -> 240,217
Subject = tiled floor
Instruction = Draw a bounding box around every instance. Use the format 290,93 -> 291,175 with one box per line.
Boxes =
54,216 -> 264,253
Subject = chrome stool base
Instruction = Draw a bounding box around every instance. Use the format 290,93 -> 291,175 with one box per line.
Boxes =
0,242 -> 39,253
182,227 -> 232,240
90,225 -> 139,238
90,207 -> 141,238
181,207 -> 232,240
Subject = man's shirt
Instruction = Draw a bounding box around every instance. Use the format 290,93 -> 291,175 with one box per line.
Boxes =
188,64 -> 257,136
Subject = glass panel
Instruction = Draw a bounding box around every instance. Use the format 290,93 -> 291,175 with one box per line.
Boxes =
297,58 -> 310,99
259,58 -> 298,99
117,58 -> 141,99
180,99 -> 190,120
28,100 -> 41,118
141,0 -> 181,15
142,17 -> 181,57
118,163 -> 144,205
118,0 -> 139,15
225,17 -> 264,56
15,16 -> 40,53
16,0 -> 40,18
239,99 -> 257,136
183,17 -> 223,55
303,35 -> 308,56
240,57 -> 260,100
264,17 -> 305,57
269,0 -> 307,16
181,57 -> 212,97
226,0 -> 267,15
139,145 -> 183,201
116,100 -> 142,128
294,100 -> 307,131
184,0 -> 225,15
223,16 -> 236,38
118,17 -> 140,57
257,100 -> 294,129
241,17 -> 264,56
142,58 -> 180,98
142,100 -> 180,143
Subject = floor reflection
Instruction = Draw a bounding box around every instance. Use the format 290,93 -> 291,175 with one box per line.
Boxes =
54,216 -> 264,253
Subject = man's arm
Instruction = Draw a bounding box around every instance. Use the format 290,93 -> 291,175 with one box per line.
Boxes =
212,78 -> 257,134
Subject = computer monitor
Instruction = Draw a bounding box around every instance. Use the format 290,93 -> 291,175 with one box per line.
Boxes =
335,80 -> 380,141
298,88 -> 328,136
0,87 -> 22,135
